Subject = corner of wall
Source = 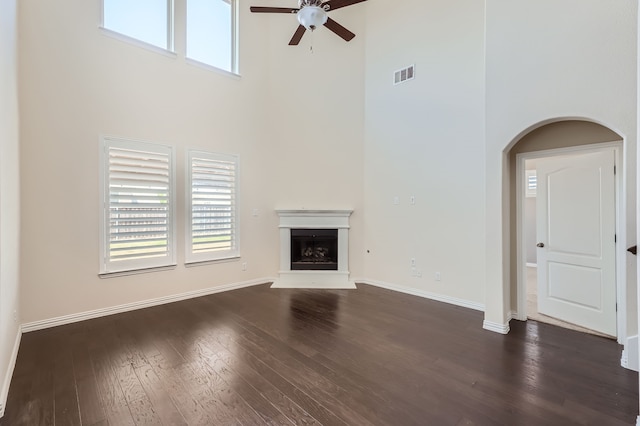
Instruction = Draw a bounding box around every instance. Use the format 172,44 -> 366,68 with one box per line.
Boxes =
482,319 -> 510,335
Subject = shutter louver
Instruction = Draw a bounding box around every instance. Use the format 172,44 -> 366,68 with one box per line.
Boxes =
103,141 -> 174,272
188,152 -> 239,262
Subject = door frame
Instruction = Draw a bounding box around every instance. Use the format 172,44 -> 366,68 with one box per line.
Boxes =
515,141 -> 625,343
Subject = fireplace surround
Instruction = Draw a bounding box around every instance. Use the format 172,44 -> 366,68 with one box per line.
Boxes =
271,209 -> 355,289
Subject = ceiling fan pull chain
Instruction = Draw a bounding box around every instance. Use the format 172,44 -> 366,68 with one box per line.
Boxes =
310,31 -> 314,54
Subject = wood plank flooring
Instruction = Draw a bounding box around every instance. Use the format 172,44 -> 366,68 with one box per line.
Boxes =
1,283 -> 638,425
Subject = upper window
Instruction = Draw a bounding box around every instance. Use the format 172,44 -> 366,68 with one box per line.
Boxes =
102,0 -> 173,50
102,0 -> 238,74
187,0 -> 237,73
100,137 -> 176,274
186,150 -> 239,263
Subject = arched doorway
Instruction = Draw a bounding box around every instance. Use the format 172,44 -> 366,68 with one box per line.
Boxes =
507,120 -> 626,339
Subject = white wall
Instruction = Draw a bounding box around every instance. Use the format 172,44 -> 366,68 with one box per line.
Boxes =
17,0 -> 366,325
362,0 -> 486,306
485,0 -> 638,330
0,0 -> 21,415
18,0 -> 269,323
263,5 -> 366,274
18,0 -> 637,337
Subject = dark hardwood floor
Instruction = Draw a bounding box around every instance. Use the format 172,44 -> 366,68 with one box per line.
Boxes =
1,283 -> 638,425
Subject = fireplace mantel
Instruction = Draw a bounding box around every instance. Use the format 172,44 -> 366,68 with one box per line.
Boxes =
271,209 -> 356,289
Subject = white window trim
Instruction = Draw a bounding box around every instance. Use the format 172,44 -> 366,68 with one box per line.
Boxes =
99,28 -> 178,58
100,0 -> 175,54
231,0 -> 239,74
185,57 -> 241,79
185,150 -> 240,265
99,136 -> 177,276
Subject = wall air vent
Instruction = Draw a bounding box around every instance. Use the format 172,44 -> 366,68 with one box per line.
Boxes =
394,64 -> 415,85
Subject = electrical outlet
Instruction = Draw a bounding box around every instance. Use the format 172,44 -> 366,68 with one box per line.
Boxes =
411,267 -> 417,277
410,196 -> 416,205
242,262 -> 247,271
435,272 -> 441,281
416,270 -> 422,278
252,209 -> 259,217
410,258 -> 416,267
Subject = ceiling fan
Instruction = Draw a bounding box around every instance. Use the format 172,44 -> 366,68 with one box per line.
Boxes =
250,0 -> 367,46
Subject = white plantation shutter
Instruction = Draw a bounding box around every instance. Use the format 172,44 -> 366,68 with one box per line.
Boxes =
187,151 -> 239,263
100,138 -> 176,274
526,170 -> 537,197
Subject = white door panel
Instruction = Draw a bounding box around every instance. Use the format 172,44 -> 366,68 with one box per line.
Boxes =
547,263 -> 602,310
547,166 -> 602,256
536,149 -> 616,336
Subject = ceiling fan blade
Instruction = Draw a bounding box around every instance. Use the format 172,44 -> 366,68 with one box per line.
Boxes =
323,17 -> 355,42
323,0 -> 367,12
250,6 -> 298,13
289,25 -> 306,45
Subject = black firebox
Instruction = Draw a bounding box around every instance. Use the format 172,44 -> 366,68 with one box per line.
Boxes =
290,229 -> 338,271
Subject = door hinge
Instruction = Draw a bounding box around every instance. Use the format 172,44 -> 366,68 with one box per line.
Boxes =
614,165 -> 617,175
615,234 -> 617,243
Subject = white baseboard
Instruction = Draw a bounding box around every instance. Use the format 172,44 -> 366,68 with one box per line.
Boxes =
636,415 -> 640,426
483,320 -> 510,334
0,328 -> 21,418
355,278 -> 485,312
22,277 -> 274,333
622,335 -> 638,371
509,310 -> 528,321
621,349 -> 628,369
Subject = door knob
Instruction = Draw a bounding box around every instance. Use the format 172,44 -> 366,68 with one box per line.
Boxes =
537,242 -> 545,248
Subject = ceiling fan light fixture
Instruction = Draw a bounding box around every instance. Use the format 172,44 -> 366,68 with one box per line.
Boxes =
297,6 -> 328,31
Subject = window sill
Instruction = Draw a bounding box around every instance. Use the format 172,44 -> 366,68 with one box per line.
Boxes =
185,58 -> 241,79
100,27 -> 178,59
185,256 -> 241,268
99,264 -> 177,279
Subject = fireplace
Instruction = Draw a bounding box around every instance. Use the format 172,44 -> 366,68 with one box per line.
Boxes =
291,229 -> 338,271
272,209 -> 355,289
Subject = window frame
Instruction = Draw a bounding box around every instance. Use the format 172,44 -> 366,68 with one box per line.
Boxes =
99,136 -> 177,276
185,0 -> 239,75
185,149 -> 240,265
100,0 -> 175,53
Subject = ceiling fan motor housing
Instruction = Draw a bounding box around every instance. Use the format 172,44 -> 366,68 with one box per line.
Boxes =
297,1 -> 329,31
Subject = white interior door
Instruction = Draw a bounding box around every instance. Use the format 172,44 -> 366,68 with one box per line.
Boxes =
536,149 -> 616,336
